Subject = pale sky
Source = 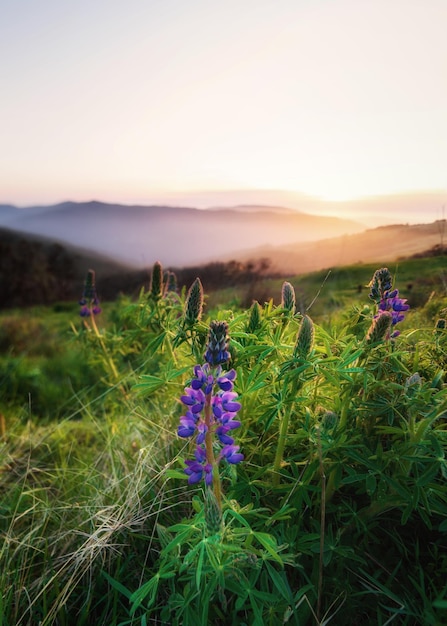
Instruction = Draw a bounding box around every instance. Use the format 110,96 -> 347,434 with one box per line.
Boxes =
1,0 -> 446,206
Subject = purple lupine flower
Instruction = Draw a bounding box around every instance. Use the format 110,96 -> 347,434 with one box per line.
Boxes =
220,391 -> 241,413
375,289 -> 409,338
216,426 -> 235,445
178,322 -> 243,486
177,411 -> 197,438
184,458 -> 213,486
221,444 -> 244,464
367,268 -> 409,340
216,369 -> 236,391
180,387 -> 206,413
192,365 -> 215,394
184,447 -> 213,485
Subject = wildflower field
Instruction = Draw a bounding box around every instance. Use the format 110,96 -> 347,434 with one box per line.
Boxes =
1,261 -> 447,625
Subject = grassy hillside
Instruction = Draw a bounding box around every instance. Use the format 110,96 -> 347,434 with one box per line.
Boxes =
207,255 -> 447,316
1,259 -> 447,625
229,220 -> 447,275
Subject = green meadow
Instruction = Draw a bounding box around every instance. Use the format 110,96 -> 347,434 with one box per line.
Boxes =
1,256 -> 447,625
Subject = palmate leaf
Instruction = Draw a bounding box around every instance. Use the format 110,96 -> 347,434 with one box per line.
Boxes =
130,562 -> 177,614
163,522 -> 201,554
252,531 -> 286,565
133,329 -> 168,355
416,462 -> 441,487
235,363 -> 270,394
133,365 -> 190,395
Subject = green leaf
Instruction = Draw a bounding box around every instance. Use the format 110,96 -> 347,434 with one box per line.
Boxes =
163,525 -> 198,554
205,541 -> 221,571
342,473 -> 369,485
130,575 -> 159,614
101,570 -> 132,600
224,507 -> 251,528
133,374 -> 166,395
365,472 -> 377,496
165,469 -> 188,481
265,561 -> 293,602
416,462 -> 440,487
143,330 -> 167,354
252,531 -> 284,565
433,599 -> 447,609
201,577 -> 219,623
134,365 -> 190,395
196,541 -> 205,590
248,591 -> 265,625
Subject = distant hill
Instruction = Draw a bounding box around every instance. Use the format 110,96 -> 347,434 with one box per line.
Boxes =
229,220 -> 447,275
0,201 -> 365,268
126,189 -> 446,227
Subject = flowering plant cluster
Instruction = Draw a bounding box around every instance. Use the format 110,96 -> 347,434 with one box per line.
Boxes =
178,321 -> 243,487
368,267 -> 409,338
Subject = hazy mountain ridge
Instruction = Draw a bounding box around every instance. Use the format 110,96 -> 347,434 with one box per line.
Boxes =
121,189 -> 446,227
0,201 -> 365,268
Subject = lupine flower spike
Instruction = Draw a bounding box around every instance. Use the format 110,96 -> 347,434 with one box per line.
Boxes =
165,271 -> 178,295
79,269 -> 101,317
366,310 -> 393,344
294,314 -> 314,360
184,277 -> 204,325
150,261 -> 163,300
281,281 -> 296,315
178,320 -> 243,508
367,267 -> 409,339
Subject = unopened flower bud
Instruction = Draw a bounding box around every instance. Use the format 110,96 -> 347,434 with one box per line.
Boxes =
184,277 -> 204,325
281,281 -> 296,314
150,261 -> 163,300
204,321 -> 230,366
165,271 -> 178,294
365,310 -> 392,344
205,488 -> 222,535
368,267 -> 393,303
294,315 -> 314,359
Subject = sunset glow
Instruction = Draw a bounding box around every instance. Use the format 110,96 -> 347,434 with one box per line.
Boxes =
1,0 -> 446,208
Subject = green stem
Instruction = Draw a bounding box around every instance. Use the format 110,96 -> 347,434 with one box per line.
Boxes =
273,404 -> 291,486
337,385 -> 351,432
272,377 -> 303,486
316,428 -> 326,623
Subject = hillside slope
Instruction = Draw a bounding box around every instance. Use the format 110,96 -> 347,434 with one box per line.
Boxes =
231,221 -> 447,274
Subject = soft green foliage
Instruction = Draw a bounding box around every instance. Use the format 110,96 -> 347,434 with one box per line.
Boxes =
1,263 -> 447,625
